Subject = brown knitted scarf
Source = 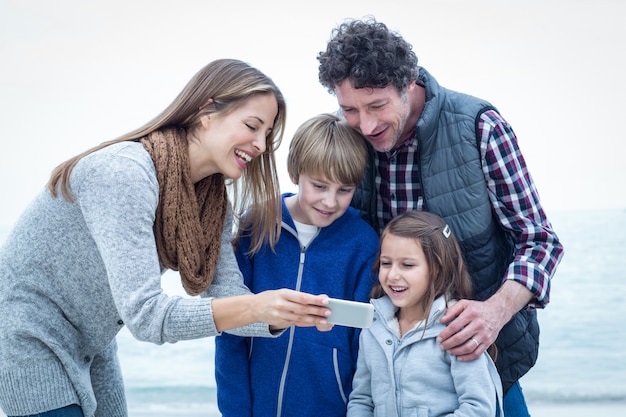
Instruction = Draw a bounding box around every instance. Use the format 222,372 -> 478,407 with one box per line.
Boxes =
140,127 -> 227,296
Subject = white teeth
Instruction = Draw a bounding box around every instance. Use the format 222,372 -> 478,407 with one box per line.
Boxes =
235,150 -> 251,163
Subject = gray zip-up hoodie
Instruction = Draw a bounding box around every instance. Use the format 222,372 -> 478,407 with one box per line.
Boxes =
0,142 -> 272,417
348,295 -> 503,417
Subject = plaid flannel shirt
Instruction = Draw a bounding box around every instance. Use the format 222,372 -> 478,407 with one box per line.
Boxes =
374,109 -> 564,308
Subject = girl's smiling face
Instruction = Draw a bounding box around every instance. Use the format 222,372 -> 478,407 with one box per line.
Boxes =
189,93 -> 278,182
379,233 -> 431,320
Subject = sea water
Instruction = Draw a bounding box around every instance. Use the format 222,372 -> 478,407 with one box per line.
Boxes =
521,209 -> 626,404
1,209 -> 625,416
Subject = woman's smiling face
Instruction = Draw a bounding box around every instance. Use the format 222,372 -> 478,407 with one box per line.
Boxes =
189,93 -> 278,182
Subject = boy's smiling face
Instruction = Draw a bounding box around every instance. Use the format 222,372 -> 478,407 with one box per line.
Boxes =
286,173 -> 356,228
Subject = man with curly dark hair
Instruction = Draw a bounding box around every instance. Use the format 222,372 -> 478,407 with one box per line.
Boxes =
318,17 -> 564,417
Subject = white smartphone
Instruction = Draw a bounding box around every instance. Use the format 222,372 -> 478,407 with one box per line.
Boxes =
326,298 -> 375,328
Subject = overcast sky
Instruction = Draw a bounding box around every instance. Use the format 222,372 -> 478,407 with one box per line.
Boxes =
1,0 -> 624,229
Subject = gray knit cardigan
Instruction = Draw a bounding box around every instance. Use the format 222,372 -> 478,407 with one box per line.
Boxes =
0,142 -> 272,417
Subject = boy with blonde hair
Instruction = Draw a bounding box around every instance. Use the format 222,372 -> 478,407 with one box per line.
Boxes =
215,113 -> 379,417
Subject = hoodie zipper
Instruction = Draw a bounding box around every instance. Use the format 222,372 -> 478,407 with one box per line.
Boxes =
276,224 -> 319,417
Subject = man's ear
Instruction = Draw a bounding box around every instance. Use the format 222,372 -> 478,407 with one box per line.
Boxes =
405,79 -> 418,93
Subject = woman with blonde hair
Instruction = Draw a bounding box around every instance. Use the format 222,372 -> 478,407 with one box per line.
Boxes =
0,59 -> 330,417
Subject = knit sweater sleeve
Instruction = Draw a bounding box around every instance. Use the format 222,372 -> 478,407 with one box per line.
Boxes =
202,206 -> 274,338
72,143 -> 218,343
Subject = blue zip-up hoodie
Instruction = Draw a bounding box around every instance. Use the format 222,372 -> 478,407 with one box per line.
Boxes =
215,193 -> 380,417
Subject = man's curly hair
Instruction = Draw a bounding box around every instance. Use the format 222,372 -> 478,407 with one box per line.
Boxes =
317,17 -> 419,94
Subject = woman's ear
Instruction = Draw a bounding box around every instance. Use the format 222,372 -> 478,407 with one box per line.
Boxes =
199,114 -> 211,129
